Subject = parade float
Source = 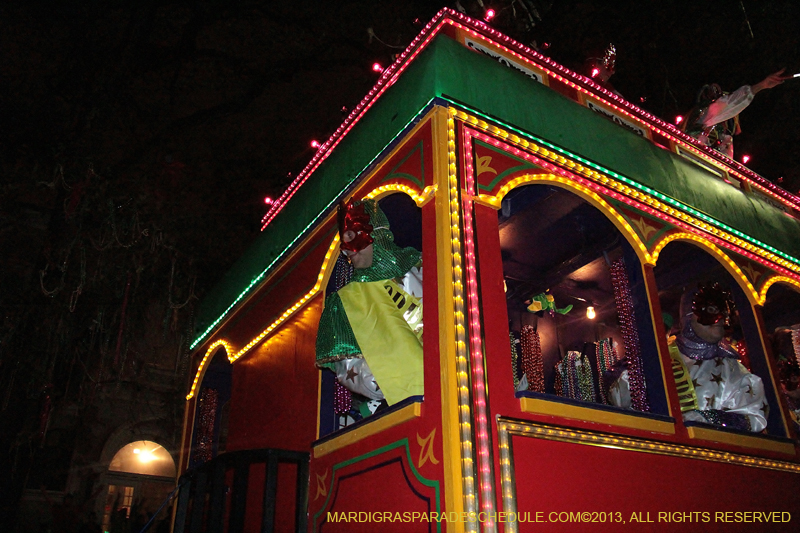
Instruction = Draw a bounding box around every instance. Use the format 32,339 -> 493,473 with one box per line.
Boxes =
173,8 -> 800,532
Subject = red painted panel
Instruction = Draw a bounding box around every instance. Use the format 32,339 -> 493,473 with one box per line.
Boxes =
316,444 -> 439,533
245,463 -> 266,531
276,462 -> 299,533
511,435 -> 800,532
226,298 -> 323,453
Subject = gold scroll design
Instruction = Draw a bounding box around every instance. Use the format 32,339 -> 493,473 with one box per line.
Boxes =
740,262 -> 763,287
417,428 -> 440,468
630,215 -> 659,243
314,469 -> 329,501
476,155 -> 497,177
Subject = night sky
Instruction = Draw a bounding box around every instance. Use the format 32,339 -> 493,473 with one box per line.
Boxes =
0,0 -> 798,520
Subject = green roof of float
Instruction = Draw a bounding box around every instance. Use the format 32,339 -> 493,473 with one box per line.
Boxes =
192,33 -> 800,348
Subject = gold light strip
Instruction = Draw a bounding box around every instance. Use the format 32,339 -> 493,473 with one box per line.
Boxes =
447,108 -> 479,531
497,417 -> 800,474
651,232 -> 759,305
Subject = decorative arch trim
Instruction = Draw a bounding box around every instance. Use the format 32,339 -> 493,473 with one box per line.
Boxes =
651,232 -> 760,306
475,173 -> 653,267
759,276 -> 800,307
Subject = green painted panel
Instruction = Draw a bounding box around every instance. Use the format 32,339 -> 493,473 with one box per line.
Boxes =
193,34 -> 800,347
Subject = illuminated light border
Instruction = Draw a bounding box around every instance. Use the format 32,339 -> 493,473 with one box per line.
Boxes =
482,173 -> 652,267
445,109 -> 479,531
686,425 -> 795,455
363,183 -> 437,206
651,233 -> 760,306
451,109 -> 800,277
442,17 -> 799,209
759,276 -> 800,306
496,418 -> 800,498
186,340 -> 233,400
496,418 -> 518,533
188,187 -> 428,400
460,122 -> 497,529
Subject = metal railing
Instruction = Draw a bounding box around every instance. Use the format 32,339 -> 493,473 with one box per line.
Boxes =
173,448 -> 309,533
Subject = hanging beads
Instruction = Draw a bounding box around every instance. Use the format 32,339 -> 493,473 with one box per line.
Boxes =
596,338 -> 617,404
520,325 -> 545,393
333,379 -> 353,414
610,258 -> 650,412
195,387 -> 219,463
509,331 -> 521,389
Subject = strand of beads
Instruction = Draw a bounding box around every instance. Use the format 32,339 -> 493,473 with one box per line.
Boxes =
333,379 -> 352,414
520,325 -> 545,393
791,326 -> 800,367
596,338 -> 617,404
575,352 -> 596,403
509,331 -> 521,389
196,387 -> 219,463
610,258 -> 649,412
554,361 -> 563,396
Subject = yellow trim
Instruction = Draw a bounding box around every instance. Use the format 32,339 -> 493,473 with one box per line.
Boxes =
433,106 -> 468,532
759,275 -> 800,306
186,340 -> 233,400
312,402 -> 422,458
498,418 -> 800,473
641,264 -> 676,419
750,305 -> 791,438
475,173 -> 653,267
651,232 -> 760,306
316,370 -> 323,440
364,183 -> 437,207
518,397 -> 675,434
453,27 -> 550,88
686,426 -> 796,455
451,109 -> 800,277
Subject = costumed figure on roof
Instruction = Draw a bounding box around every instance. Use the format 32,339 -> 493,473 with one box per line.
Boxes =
315,199 -> 424,414
585,43 -> 621,97
682,69 -> 789,158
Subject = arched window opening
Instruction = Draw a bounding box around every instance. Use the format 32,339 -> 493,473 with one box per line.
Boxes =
762,282 -> 800,436
500,184 -> 666,415
653,241 -> 783,436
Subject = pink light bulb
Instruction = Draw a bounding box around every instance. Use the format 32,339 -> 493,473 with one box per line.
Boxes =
372,62 -> 383,73
310,140 -> 320,149
675,115 -> 683,124
485,9 -> 495,21
742,155 -> 751,164
264,196 -> 273,205
591,67 -> 600,78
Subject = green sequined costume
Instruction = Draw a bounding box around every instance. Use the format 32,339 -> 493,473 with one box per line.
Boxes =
315,200 -> 422,370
